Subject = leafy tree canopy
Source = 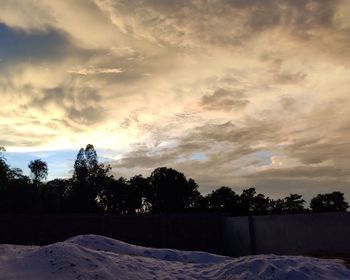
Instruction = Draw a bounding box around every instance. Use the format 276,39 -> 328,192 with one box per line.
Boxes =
28,159 -> 48,184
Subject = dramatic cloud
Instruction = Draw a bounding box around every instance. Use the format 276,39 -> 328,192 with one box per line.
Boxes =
0,0 -> 349,200
201,89 -> 249,111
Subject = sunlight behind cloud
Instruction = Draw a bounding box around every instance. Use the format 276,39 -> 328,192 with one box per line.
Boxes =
1,0 -> 350,200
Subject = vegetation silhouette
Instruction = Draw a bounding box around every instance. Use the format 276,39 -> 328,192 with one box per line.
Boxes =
310,192 -> 349,212
28,159 -> 48,186
0,145 -> 348,215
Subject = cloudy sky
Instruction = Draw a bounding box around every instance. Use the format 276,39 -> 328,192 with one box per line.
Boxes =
1,0 -> 350,200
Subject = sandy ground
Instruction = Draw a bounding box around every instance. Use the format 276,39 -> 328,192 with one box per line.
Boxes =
1,235 -> 350,279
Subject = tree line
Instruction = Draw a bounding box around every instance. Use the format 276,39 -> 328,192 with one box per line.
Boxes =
0,145 -> 348,215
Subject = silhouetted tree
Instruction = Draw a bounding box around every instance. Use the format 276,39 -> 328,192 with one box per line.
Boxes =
3,166 -> 35,213
310,192 -> 349,212
0,148 -> 12,212
238,187 -> 256,215
0,148 -> 37,213
73,148 -> 88,182
269,198 -> 283,214
28,159 -> 48,185
0,146 -> 10,187
97,177 -> 128,214
38,179 -> 69,213
206,186 -> 239,214
184,178 -> 201,210
128,175 -> 150,213
253,193 -> 270,215
193,194 -> 209,212
7,174 -> 36,213
98,175 -> 149,214
283,194 -> 305,214
1,142 -> 350,217
66,144 -> 111,213
148,167 -> 200,213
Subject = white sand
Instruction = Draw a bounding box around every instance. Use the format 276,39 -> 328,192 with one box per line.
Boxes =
0,234 -> 349,279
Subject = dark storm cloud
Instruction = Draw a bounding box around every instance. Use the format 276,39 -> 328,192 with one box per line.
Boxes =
0,24 -> 117,78
0,20 -> 123,77
201,89 -> 249,111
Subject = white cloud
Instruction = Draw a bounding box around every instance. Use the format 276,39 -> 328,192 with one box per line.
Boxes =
0,0 -> 349,199
67,67 -> 124,75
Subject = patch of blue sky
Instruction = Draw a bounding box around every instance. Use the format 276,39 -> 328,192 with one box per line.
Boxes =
174,152 -> 208,164
190,152 -> 208,161
0,23 -> 67,63
5,150 -> 77,179
154,140 -> 179,150
239,150 -> 274,167
4,148 -> 124,180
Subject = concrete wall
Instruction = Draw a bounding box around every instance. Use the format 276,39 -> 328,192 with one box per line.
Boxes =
222,216 -> 251,256
2,212 -> 350,257
223,212 -> 350,257
0,214 -> 223,254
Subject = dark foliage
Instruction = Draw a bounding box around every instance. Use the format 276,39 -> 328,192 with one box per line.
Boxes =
206,186 -> 239,213
65,144 -> 111,213
148,167 -> 201,213
28,159 -> 48,186
310,192 -> 349,212
0,145 -> 348,215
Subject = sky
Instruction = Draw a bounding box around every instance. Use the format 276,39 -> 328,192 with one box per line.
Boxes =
0,0 -> 350,200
